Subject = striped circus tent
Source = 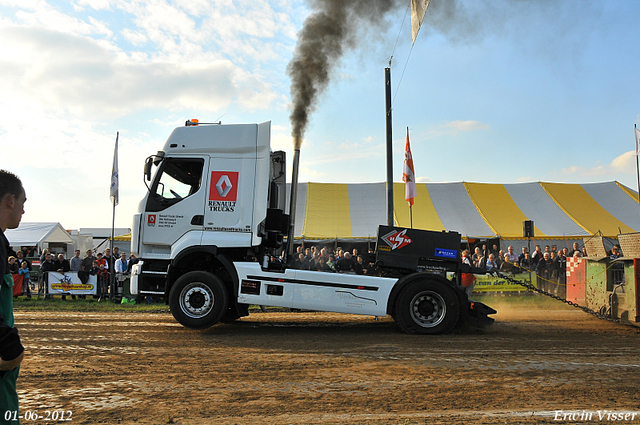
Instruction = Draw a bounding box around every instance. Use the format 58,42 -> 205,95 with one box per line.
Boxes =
285,181 -> 640,241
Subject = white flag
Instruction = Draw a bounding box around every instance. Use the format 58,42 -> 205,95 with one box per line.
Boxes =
110,132 -> 119,206
411,0 -> 431,45
635,125 -> 640,155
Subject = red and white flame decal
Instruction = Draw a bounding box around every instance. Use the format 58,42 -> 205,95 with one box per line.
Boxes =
381,229 -> 413,250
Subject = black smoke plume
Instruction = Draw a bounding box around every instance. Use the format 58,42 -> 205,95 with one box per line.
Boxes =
287,0 -> 402,149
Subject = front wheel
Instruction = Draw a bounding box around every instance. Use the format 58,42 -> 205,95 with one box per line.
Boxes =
169,271 -> 228,329
394,279 -> 461,335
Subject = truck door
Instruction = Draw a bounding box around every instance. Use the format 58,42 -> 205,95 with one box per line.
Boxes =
202,157 -> 256,246
141,158 -> 206,248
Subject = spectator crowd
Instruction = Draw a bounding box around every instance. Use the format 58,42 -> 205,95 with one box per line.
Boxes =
8,245 -> 138,300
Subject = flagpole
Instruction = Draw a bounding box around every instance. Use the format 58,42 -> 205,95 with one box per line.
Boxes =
409,125 -> 412,229
636,124 -> 640,223
110,132 -> 119,302
110,200 -> 115,301
410,205 -> 413,229
385,66 -> 394,226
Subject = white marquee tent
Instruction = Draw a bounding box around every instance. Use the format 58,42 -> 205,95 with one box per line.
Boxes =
5,222 -> 75,255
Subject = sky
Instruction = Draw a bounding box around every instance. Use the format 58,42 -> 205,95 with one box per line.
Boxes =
0,0 -> 639,230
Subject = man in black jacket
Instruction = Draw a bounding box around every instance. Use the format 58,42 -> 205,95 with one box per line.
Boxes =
0,170 -> 26,424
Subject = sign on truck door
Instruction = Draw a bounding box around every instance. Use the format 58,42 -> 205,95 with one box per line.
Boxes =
202,157 -> 256,247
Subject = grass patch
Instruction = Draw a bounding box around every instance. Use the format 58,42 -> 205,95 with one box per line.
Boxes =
13,296 -> 170,313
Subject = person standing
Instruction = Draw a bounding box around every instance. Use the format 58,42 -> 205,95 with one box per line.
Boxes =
69,250 -> 85,299
537,252 -> 553,292
40,253 -> 56,298
80,249 -> 95,272
0,170 -> 26,424
70,250 -> 82,273
54,254 -> 72,300
460,249 -> 476,296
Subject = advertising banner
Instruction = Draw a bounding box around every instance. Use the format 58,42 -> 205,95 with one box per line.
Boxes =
473,273 -> 538,292
47,272 -> 97,295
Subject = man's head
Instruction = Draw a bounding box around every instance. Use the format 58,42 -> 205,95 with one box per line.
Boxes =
544,252 -> 550,260
120,253 -> 126,259
57,253 -> 65,261
16,250 -> 23,259
508,246 -> 514,253
45,253 -> 53,262
86,249 -> 93,257
105,248 -> 111,256
74,249 -> 80,258
0,170 -> 26,232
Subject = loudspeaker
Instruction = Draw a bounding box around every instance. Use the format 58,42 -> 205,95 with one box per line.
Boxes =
523,220 -> 534,238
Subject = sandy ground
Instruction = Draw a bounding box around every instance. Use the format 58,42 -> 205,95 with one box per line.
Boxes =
13,300 -> 640,425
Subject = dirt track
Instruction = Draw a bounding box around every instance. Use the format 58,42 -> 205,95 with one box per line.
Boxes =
14,301 -> 640,425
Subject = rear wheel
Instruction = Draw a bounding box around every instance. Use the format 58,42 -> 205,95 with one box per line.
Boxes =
394,279 -> 460,335
169,271 -> 228,329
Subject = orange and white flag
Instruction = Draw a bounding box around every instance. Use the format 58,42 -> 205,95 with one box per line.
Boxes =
402,127 -> 417,206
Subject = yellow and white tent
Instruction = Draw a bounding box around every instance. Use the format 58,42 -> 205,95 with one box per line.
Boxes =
286,181 -> 640,241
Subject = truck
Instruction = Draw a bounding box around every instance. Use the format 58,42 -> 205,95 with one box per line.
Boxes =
129,120 -> 496,334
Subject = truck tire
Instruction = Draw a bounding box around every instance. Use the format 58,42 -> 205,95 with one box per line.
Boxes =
394,279 -> 460,335
169,271 -> 228,329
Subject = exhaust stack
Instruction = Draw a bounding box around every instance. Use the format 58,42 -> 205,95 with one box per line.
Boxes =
287,148 -> 301,262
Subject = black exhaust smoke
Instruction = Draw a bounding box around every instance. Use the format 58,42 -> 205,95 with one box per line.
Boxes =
285,0 -> 402,260
287,0 -> 403,150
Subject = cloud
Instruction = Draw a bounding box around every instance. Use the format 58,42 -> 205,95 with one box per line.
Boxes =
424,120 -> 490,138
0,26 -> 277,117
561,150 -> 636,178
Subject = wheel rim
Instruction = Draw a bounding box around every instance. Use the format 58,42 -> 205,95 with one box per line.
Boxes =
409,290 -> 447,328
179,282 -> 214,319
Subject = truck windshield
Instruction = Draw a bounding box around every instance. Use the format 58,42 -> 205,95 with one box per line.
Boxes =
147,159 -> 204,212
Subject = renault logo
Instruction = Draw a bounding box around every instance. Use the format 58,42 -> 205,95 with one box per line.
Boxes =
215,175 -> 233,198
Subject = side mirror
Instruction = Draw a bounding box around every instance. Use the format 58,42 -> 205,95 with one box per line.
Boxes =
144,157 -> 153,181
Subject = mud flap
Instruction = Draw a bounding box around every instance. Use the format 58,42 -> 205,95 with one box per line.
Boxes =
467,300 -> 497,326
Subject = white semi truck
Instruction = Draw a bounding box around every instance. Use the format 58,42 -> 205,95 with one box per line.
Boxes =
130,120 -> 495,334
